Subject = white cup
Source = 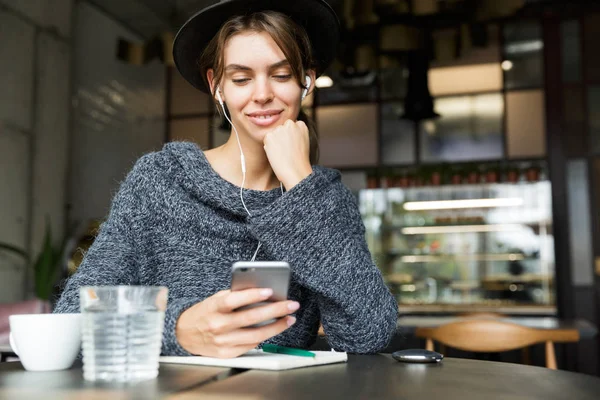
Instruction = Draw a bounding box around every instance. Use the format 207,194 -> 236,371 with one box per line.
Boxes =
9,313 -> 82,371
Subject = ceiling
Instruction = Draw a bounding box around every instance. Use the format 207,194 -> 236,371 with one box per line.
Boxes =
86,0 -> 344,39
85,0 -> 584,42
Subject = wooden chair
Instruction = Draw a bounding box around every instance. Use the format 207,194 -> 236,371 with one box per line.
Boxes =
457,312 -> 506,319
415,319 -> 579,369
433,313 -> 507,356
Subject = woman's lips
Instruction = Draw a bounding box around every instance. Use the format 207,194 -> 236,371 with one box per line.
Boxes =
246,111 -> 282,127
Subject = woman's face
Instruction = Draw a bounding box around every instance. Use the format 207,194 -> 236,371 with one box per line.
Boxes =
213,31 -> 309,144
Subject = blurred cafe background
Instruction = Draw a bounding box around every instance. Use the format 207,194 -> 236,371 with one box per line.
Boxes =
1,0 -> 600,375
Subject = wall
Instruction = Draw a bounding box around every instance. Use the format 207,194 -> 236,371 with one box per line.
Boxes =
0,0 -> 73,302
0,0 -> 165,303
68,2 -> 165,225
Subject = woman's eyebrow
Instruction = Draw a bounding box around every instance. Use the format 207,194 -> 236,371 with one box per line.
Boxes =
225,64 -> 252,72
224,60 -> 290,72
268,60 -> 290,70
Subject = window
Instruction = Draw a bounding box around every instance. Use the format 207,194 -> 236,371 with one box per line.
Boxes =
506,90 -> 546,158
317,104 -> 378,167
381,102 -> 416,164
503,22 -> 544,89
420,93 -> 504,162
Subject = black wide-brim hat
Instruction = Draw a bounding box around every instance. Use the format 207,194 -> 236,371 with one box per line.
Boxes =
173,0 -> 340,93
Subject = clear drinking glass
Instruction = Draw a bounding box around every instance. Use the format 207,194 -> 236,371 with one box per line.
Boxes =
79,286 -> 168,382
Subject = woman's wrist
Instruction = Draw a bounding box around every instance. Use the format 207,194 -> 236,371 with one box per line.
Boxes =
175,306 -> 199,354
282,165 -> 313,190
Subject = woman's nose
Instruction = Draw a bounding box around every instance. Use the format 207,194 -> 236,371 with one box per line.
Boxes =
252,78 -> 274,104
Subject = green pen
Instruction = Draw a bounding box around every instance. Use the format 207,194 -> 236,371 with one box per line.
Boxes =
262,344 -> 316,358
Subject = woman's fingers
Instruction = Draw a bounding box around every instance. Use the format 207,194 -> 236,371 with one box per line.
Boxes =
227,300 -> 300,331
214,288 -> 274,312
177,291 -> 302,359
206,300 -> 299,334
214,316 -> 297,347
295,120 -> 308,133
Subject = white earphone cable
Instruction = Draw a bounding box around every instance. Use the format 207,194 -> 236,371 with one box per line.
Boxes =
249,182 -> 283,262
218,91 -> 284,262
220,104 -> 253,217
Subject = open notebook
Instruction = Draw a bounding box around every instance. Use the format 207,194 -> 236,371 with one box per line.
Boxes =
160,349 -> 348,371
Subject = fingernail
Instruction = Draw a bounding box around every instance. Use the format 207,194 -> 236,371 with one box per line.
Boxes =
288,301 -> 300,311
287,316 -> 297,327
260,289 -> 273,297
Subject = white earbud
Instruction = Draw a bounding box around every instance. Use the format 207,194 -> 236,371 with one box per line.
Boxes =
215,86 -> 224,106
301,76 -> 311,100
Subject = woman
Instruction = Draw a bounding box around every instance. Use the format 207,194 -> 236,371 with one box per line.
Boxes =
55,0 -> 398,358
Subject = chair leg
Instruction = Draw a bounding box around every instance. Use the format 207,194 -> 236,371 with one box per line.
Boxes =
438,344 -> 446,355
521,346 -> 531,365
426,339 -> 434,351
545,341 -> 557,370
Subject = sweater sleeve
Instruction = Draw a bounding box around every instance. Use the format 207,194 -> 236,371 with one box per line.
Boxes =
161,297 -> 202,356
248,169 -> 398,354
52,155 -> 190,356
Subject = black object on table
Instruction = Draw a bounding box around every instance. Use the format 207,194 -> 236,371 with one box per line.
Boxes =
0,352 -> 16,363
392,348 -> 444,363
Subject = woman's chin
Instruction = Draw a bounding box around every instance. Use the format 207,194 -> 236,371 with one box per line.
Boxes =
241,127 -> 269,144
244,120 -> 287,140
235,113 -> 297,142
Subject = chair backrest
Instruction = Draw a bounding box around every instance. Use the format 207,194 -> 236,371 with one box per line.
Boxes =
457,312 -> 506,319
415,319 -> 579,369
416,319 -> 561,352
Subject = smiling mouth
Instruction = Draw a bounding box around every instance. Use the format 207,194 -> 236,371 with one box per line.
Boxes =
246,111 -> 283,127
246,110 -> 283,118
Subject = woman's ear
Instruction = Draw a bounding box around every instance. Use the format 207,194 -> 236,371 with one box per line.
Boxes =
207,69 -> 217,98
307,70 -> 317,94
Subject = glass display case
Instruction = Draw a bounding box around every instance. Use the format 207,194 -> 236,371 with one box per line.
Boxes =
359,181 -> 555,314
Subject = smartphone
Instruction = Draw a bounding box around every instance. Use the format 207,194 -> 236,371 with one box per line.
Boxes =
392,349 -> 444,363
230,261 -> 291,328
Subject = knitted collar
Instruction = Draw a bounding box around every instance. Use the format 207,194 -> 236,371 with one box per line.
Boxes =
164,141 -> 289,217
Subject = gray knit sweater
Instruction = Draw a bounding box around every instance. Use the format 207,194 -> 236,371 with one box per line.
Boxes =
54,141 -> 398,355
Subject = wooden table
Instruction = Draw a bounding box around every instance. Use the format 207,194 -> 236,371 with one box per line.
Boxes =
0,360 -> 229,400
2,355 -> 600,399
397,316 -> 598,340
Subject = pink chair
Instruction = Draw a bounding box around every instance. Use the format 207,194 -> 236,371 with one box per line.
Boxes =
0,299 -> 50,361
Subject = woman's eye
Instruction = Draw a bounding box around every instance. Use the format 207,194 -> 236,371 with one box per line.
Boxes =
274,74 -> 292,80
232,78 -> 250,84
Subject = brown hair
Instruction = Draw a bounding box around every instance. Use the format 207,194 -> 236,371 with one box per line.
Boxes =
198,11 -> 319,164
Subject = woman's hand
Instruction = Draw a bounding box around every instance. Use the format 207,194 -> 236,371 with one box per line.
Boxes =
175,288 -> 299,358
263,119 -> 313,190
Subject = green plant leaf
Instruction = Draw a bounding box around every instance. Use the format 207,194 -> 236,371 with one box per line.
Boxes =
49,247 -> 63,289
29,217 -> 77,300
34,221 -> 55,300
